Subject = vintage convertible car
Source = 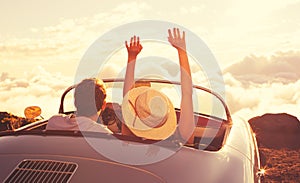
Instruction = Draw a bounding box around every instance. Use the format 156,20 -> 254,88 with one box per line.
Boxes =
0,79 -> 264,183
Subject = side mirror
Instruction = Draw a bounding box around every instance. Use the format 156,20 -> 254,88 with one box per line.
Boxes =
24,106 -> 43,120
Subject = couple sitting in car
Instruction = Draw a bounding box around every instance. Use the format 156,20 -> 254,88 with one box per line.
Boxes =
46,28 -> 195,144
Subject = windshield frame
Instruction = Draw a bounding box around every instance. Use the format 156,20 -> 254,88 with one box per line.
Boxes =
59,78 -> 232,124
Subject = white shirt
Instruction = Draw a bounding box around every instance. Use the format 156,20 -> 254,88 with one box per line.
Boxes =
46,114 -> 112,134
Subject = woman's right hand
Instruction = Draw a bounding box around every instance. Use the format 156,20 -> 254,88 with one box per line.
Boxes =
168,28 -> 186,51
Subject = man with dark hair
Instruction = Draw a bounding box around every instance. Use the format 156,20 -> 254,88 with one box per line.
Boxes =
46,78 -> 112,133
74,78 -> 106,117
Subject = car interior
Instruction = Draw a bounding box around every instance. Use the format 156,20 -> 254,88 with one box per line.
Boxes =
1,79 -> 232,152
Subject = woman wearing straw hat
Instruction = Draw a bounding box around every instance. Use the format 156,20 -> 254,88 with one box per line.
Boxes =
122,28 -> 194,144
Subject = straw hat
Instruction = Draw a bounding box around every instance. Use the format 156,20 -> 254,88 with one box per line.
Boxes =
122,86 -> 177,140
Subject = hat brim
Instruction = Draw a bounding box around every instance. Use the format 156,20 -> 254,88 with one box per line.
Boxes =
122,86 -> 177,140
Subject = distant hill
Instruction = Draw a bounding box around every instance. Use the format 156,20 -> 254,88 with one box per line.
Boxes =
0,112 -> 36,131
249,113 -> 300,149
248,113 -> 300,182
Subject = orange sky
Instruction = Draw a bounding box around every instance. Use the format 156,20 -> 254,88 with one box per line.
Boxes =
0,0 -> 299,120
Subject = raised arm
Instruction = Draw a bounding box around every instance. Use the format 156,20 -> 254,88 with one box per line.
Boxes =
168,28 -> 194,144
122,35 -> 143,136
123,35 -> 143,97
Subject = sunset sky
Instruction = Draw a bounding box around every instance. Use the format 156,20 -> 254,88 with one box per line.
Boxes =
0,0 -> 299,120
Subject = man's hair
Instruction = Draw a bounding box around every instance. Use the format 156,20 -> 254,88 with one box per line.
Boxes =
74,78 -> 106,117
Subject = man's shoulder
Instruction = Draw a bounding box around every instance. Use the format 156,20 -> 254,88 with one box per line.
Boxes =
46,114 -> 112,134
46,114 -> 78,130
75,116 -> 112,134
49,114 -> 74,120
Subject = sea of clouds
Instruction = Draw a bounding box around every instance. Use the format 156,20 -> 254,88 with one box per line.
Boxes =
0,50 -> 299,121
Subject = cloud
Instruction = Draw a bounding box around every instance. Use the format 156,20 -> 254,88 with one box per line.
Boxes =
224,50 -> 300,84
0,2 -> 152,78
0,66 -> 72,118
0,72 -> 14,81
222,50 -> 300,120
224,73 -> 300,121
